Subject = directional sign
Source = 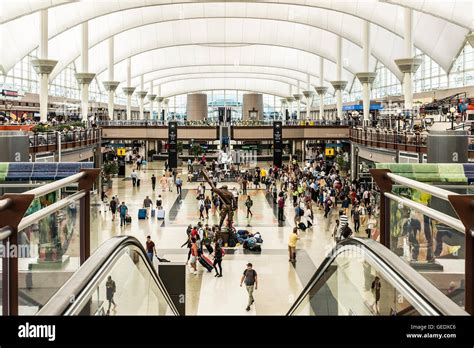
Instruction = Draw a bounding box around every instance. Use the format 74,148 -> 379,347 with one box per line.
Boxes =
325,148 -> 335,157
117,148 -> 126,156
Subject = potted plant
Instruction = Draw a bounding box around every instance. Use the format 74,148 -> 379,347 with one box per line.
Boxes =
102,161 -> 119,188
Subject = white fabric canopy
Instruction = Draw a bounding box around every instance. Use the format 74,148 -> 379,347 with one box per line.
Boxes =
1,0 -> 472,95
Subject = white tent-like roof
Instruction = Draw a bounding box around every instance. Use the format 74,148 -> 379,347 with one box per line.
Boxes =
1,0 -> 472,97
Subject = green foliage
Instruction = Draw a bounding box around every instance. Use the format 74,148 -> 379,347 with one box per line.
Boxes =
177,141 -> 184,154
103,161 -> 119,177
191,143 -> 203,157
147,149 -> 157,157
335,154 -> 350,172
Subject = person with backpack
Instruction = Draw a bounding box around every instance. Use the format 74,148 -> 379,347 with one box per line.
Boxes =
109,196 -> 117,221
240,263 -> 258,312
118,202 -> 128,227
245,195 -> 253,218
156,195 -> 163,209
213,241 -> 224,277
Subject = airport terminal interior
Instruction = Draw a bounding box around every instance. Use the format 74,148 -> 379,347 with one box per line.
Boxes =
1,0 -> 474,318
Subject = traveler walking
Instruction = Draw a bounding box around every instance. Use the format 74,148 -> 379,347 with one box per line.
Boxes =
240,263 -> 258,311
143,195 -> 153,217
190,237 -> 199,275
245,195 -> 253,218
109,196 -> 117,221
213,241 -> 224,277
131,170 -> 138,187
118,202 -> 128,227
277,194 -> 285,221
151,174 -> 156,191
145,235 -> 157,262
106,275 -> 117,314
176,176 -> 183,197
288,227 -> 300,262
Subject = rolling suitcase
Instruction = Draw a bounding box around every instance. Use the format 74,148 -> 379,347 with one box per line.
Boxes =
138,209 -> 147,219
125,215 -> 132,224
198,255 -> 213,272
151,209 -> 156,218
157,208 -> 165,220
137,179 -> 141,187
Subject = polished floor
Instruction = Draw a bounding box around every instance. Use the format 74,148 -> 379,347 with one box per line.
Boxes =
91,161 -> 339,315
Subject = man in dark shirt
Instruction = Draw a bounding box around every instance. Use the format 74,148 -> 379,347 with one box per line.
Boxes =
145,236 -> 157,262
151,174 -> 156,190
240,263 -> 258,311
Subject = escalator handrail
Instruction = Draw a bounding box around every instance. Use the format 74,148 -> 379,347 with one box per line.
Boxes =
287,237 -> 467,316
37,235 -> 179,316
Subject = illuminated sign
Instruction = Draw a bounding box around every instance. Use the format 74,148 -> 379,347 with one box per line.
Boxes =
325,148 -> 335,157
117,148 -> 126,156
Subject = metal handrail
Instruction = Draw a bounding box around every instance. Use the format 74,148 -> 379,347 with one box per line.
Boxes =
0,197 -> 12,210
386,172 -> 458,201
17,190 -> 86,232
25,172 -> 85,198
0,226 -> 12,241
287,238 -> 467,316
384,192 -> 465,233
37,235 -> 180,316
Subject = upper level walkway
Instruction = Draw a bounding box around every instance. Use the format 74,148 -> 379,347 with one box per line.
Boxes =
99,120 -> 350,141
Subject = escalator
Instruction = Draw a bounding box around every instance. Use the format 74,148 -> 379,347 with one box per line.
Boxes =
37,236 -> 179,316
287,238 -> 467,316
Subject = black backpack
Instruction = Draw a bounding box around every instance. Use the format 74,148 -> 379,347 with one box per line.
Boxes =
341,225 -> 353,238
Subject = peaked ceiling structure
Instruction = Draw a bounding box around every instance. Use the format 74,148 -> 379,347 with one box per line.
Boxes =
1,0 -> 473,97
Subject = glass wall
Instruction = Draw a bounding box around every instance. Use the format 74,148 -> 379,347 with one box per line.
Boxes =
2,43 -> 473,109
18,195 -> 81,315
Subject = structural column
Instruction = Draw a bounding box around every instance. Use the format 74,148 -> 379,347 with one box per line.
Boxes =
330,36 -> 347,121
286,85 -> 295,120
187,93 -> 208,121
31,10 -> 58,123
103,37 -> 119,120
75,22 -> 95,122
163,98 -> 169,120
314,57 -> 327,121
302,74 -> 314,120
280,98 -> 287,120
293,81 -> 302,120
242,93 -> 264,120
122,58 -> 135,120
147,81 -> 157,120
395,8 -> 422,112
156,85 -> 163,121
136,75 -> 148,120
356,21 -> 377,128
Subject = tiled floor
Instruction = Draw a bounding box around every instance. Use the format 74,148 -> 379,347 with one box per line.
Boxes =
91,161 -> 339,315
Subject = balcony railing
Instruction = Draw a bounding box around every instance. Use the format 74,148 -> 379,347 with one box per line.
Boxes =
98,120 -> 219,127
350,127 -> 429,153
98,119 -> 352,127
29,128 -> 101,153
